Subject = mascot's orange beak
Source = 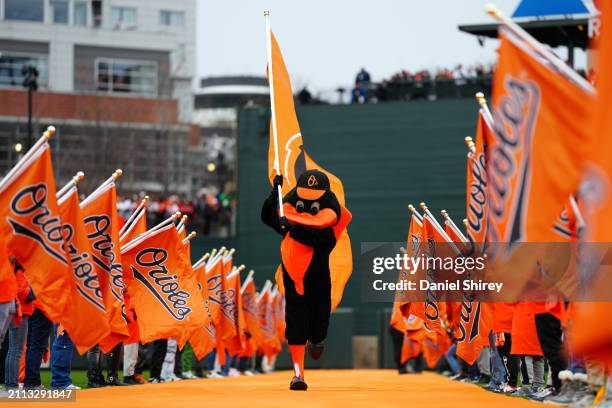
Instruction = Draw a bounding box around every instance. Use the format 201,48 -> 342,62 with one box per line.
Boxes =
282,203 -> 337,228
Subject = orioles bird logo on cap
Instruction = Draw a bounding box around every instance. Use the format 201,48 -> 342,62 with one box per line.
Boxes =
307,175 -> 318,187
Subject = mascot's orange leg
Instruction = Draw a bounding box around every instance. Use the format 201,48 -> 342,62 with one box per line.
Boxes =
288,345 -> 307,391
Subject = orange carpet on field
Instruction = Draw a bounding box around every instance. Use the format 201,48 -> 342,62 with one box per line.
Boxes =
9,370 -> 539,408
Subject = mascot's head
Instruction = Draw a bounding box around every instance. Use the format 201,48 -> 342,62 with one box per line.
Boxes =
282,169 -> 341,228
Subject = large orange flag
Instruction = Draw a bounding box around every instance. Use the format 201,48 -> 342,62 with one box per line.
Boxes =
0,143 -> 70,322
57,187 -> 110,354
257,285 -> 282,358
572,0 -> 612,362
121,224 -> 208,343
267,31 -> 352,310
80,181 -> 128,351
465,112 -> 489,251
240,274 -> 264,348
487,28 -> 594,245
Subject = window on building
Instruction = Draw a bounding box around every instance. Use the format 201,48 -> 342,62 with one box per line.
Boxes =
73,0 -> 88,26
4,0 -> 44,22
92,0 -> 103,27
50,0 -> 69,24
160,10 -> 185,27
0,53 -> 48,89
111,6 -> 137,29
95,59 -> 157,96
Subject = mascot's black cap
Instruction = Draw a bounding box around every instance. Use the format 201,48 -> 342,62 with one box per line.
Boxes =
296,169 -> 329,201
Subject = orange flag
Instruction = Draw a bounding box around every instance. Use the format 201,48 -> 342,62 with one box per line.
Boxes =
240,274 -> 264,348
0,143 -> 70,322
401,315 -> 425,364
204,253 -> 224,327
57,187 -> 110,354
189,262 -> 217,360
487,28 -> 594,244
119,202 -> 148,345
221,268 -> 247,356
80,181 -> 128,351
466,112 -> 489,253
572,0 -> 612,363
121,224 -> 208,343
0,236 -> 16,303
267,30 -> 352,310
394,212 -> 424,310
257,285 -> 282,358
271,288 -> 286,343
456,301 -> 494,365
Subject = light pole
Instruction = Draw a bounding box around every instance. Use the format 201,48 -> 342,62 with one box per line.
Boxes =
21,65 -> 39,149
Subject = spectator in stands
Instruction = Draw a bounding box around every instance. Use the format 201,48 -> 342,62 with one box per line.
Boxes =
353,68 -> 371,104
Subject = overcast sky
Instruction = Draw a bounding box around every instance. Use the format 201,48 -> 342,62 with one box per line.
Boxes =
196,0 -> 581,97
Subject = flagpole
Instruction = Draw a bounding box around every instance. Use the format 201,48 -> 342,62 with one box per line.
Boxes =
441,210 -> 469,243
265,10 -> 285,218
57,171 -> 85,199
81,169 -> 123,207
192,253 -> 210,270
475,92 -> 495,127
407,204 -> 423,223
177,214 -> 188,233
120,212 -> 181,254
465,136 -> 476,154
257,280 -> 273,303
181,231 -> 197,245
119,196 -> 149,237
485,4 -> 594,95
240,270 -> 255,294
419,202 -> 461,254
0,126 -> 55,191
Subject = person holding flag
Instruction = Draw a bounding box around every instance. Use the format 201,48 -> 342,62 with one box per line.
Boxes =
261,12 -> 352,391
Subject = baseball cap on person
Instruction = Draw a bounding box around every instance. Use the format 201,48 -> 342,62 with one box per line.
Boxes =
296,170 -> 330,201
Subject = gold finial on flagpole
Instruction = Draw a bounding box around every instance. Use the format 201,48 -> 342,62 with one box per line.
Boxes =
143,195 -> 149,204
210,248 -> 218,259
172,212 -> 181,220
419,202 -> 428,212
112,169 -> 123,181
465,136 -> 473,146
236,265 -> 246,273
441,209 -> 449,220
463,219 -> 468,227
74,171 -> 85,184
181,214 -> 188,223
485,3 -> 502,18
408,204 -> 416,214
43,126 -> 56,140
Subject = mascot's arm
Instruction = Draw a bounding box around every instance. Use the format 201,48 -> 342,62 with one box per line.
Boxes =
290,225 -> 336,251
261,176 -> 284,235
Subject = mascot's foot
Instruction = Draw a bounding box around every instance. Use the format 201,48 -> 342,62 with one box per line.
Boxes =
306,341 -> 325,360
289,376 -> 308,391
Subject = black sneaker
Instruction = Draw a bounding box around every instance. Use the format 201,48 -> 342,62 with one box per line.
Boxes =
106,375 -> 128,386
123,375 -> 141,385
289,376 -> 308,391
306,341 -> 324,360
87,375 -> 106,388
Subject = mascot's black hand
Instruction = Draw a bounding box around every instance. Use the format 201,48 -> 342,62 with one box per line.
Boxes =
279,216 -> 294,232
273,174 -> 284,189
